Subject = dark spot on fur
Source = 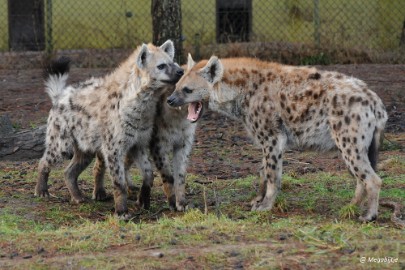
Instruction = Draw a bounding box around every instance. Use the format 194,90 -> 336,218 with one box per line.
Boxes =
332,95 -> 338,108
305,90 -> 313,97
344,116 -> 351,125
308,73 -> 321,80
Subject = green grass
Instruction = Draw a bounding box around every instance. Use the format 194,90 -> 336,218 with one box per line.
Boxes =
0,151 -> 404,269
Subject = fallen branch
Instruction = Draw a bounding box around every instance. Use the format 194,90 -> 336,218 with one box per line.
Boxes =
380,200 -> 405,229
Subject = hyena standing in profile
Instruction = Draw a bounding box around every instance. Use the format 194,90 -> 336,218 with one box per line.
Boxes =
167,55 -> 387,222
35,40 -> 184,218
92,89 -> 197,211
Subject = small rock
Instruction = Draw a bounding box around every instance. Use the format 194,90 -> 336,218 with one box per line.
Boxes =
277,249 -> 284,254
37,247 -> 46,254
278,234 -> 287,241
3,175 -> 11,179
23,254 -> 32,259
120,234 -> 125,239
151,252 -> 164,258
135,234 -> 141,241
169,239 -> 177,245
9,252 -> 18,259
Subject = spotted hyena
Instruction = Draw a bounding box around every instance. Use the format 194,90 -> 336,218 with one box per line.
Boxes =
167,54 -> 388,222
35,40 -> 184,218
92,88 -> 197,211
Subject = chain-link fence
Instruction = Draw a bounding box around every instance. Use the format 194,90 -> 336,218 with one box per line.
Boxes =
1,0 -> 405,68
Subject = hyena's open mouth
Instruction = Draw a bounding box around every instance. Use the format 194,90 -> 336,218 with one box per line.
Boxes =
187,102 -> 203,123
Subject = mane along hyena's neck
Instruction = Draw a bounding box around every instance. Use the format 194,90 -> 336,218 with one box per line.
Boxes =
210,59 -> 318,121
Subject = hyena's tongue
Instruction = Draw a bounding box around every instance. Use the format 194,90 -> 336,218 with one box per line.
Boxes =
187,102 -> 201,122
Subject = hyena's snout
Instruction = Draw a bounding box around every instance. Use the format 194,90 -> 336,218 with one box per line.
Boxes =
169,64 -> 184,84
167,92 -> 184,107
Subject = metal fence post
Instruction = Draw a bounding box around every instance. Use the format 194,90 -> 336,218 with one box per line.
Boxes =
313,0 -> 320,48
45,0 -> 53,54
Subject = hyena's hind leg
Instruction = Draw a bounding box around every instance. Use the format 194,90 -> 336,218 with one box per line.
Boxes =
332,118 -> 383,222
64,149 -> 93,203
35,150 -> 62,197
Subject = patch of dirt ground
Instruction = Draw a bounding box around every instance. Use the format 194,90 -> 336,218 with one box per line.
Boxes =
1,64 -> 405,177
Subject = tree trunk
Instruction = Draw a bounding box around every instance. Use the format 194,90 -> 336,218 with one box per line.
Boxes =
151,0 -> 183,63
0,125 -> 46,161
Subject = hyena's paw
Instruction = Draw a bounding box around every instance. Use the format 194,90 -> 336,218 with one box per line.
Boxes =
251,195 -> 275,211
359,213 -> 377,223
92,188 -> 111,201
175,197 -> 188,212
114,211 -> 133,221
34,183 -> 49,198
34,188 -> 50,198
70,195 -> 86,204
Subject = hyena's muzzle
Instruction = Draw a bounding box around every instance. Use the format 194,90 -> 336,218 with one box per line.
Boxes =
167,91 -> 204,123
163,63 -> 184,85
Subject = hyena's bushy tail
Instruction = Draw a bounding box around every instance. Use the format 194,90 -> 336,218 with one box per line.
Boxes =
43,56 -> 71,106
368,104 -> 388,171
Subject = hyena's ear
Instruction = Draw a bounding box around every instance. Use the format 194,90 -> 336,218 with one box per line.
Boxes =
187,53 -> 196,70
199,56 -> 224,84
160,40 -> 175,60
136,43 -> 150,69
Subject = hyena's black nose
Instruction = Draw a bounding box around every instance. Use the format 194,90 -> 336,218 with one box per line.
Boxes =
167,95 -> 176,106
176,69 -> 184,76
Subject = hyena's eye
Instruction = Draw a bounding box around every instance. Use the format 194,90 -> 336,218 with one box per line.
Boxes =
183,87 -> 193,94
157,64 -> 166,70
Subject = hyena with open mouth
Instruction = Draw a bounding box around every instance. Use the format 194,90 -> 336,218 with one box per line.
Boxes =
167,54 -> 387,222
92,88 -> 197,211
35,40 -> 183,219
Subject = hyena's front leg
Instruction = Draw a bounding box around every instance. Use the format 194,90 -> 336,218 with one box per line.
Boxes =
134,147 -> 154,210
92,152 -> 108,201
172,142 -> 193,211
104,150 -> 130,219
64,150 -> 93,203
251,136 -> 284,211
93,151 -> 138,201
151,140 -> 176,209
124,149 -> 139,199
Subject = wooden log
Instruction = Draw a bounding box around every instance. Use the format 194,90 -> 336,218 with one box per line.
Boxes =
0,125 -> 46,161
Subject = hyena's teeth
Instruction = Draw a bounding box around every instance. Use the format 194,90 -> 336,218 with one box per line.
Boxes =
178,107 -> 182,110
